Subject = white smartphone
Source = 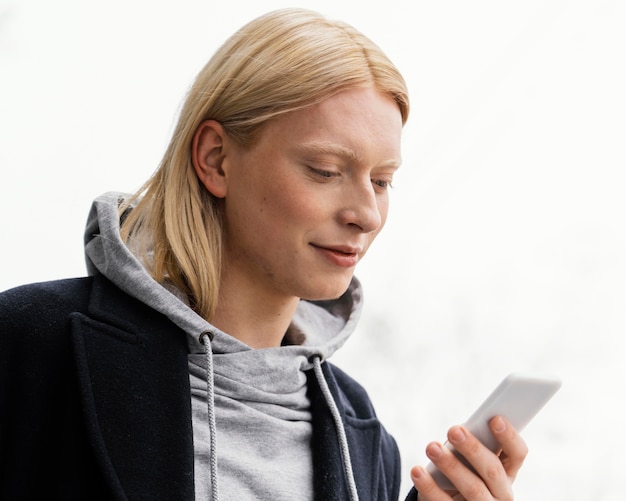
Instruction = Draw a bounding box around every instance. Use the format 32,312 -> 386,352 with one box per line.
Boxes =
425,372 -> 562,491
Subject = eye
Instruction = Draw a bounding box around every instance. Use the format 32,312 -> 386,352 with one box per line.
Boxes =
372,178 -> 393,190
308,166 -> 338,180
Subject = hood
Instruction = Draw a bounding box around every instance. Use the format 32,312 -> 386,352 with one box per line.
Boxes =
83,192 -> 363,363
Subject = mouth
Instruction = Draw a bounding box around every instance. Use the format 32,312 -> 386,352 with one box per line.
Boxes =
310,244 -> 362,268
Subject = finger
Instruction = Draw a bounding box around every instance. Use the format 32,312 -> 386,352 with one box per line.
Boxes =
409,464 -> 456,501
489,416 -> 528,480
444,426 -> 508,500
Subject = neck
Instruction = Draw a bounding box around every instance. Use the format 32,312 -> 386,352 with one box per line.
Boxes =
210,278 -> 300,349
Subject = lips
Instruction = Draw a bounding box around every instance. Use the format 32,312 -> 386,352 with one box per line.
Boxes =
311,244 -> 362,268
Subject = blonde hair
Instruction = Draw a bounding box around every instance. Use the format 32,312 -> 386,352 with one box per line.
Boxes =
120,8 -> 410,320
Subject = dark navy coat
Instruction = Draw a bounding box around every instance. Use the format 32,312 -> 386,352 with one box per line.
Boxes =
0,275 -> 415,500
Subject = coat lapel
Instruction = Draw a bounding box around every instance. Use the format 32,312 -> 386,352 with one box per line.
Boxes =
309,362 -> 384,501
71,275 -> 194,500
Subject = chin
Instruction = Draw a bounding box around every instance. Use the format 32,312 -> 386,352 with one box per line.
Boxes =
300,279 -> 353,302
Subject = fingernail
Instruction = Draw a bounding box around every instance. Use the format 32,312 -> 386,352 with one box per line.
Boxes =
492,416 -> 506,433
449,426 -> 466,444
411,466 -> 425,480
426,442 -> 443,459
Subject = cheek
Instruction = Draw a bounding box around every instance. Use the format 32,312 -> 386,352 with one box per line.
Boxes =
264,180 -> 324,222
229,190 -> 312,249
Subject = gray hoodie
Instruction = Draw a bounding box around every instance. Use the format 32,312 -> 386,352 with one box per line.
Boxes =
84,192 -> 363,501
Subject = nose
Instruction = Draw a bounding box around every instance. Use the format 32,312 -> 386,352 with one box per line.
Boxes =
336,181 -> 384,233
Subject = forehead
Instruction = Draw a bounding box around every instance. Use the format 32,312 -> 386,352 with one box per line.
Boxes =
258,87 -> 403,163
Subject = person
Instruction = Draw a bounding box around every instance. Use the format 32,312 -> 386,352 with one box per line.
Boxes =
0,8 -> 528,501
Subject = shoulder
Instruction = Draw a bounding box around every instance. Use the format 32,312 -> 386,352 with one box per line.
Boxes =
1,276 -> 93,298
1,277 -> 93,314
0,277 -> 93,339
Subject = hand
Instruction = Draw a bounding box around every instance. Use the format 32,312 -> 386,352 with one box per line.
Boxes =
410,416 -> 528,501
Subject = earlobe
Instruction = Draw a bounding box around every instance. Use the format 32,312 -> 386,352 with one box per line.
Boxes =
192,120 -> 228,198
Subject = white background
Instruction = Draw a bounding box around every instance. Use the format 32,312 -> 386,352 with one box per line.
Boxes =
1,0 -> 625,499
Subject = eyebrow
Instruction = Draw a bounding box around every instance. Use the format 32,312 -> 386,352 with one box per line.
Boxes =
294,141 -> 362,162
294,141 -> 401,168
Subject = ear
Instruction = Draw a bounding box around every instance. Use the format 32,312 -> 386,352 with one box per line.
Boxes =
192,120 -> 228,198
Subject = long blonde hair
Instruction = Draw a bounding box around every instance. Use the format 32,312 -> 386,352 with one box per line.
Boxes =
120,8 -> 410,320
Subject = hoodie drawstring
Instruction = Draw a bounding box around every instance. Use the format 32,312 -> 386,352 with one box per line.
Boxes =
200,331 -> 219,501
312,356 -> 360,501
197,338 -> 359,501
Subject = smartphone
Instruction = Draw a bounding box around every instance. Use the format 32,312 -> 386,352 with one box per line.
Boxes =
425,372 -> 562,490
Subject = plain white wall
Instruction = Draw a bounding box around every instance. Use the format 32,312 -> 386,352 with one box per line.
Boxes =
1,1 -> 625,499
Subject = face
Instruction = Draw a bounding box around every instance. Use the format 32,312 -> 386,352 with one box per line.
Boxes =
219,87 -> 403,302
